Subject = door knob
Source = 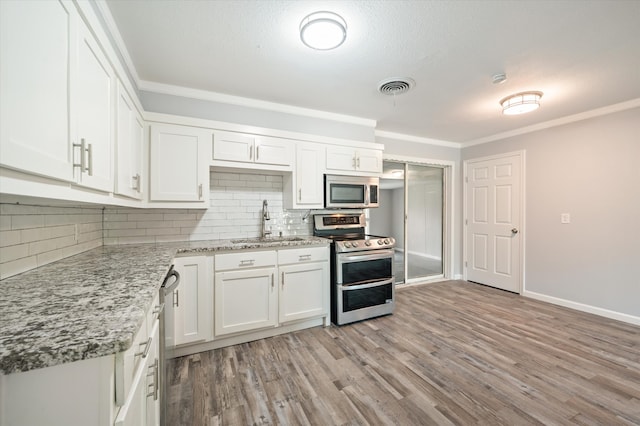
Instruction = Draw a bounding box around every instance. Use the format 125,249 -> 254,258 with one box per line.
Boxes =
511,228 -> 519,234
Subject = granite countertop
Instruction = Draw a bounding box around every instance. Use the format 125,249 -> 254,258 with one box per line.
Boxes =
0,236 -> 328,375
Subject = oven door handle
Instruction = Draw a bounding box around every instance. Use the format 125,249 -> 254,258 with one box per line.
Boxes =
338,249 -> 395,263
341,278 -> 394,291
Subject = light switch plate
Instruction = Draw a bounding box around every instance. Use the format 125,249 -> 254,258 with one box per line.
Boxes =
561,213 -> 571,224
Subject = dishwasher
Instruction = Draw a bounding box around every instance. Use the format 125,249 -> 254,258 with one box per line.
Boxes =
159,265 -> 180,426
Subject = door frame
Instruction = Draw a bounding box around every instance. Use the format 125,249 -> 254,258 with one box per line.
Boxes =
382,154 -> 456,283
463,150 -> 526,294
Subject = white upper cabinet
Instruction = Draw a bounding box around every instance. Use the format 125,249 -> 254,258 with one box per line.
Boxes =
149,123 -> 211,203
115,81 -> 144,200
0,0 -> 75,182
284,142 -> 325,209
1,0 -> 115,193
73,18 -> 114,192
212,131 -> 293,169
326,145 -> 383,175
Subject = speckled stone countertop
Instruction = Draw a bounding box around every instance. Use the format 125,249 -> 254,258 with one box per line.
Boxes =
0,237 -> 328,375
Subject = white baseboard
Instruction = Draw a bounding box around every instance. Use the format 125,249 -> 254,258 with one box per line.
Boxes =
453,273 -> 463,280
523,290 -> 640,326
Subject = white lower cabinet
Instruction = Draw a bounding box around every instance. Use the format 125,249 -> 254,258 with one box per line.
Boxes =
214,250 -> 278,336
171,256 -> 213,346
279,260 -> 329,324
0,295 -> 162,426
115,319 -> 160,426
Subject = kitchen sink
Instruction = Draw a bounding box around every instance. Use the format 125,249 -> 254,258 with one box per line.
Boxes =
231,237 -> 306,244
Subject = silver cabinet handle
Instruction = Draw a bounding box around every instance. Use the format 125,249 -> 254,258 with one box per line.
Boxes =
153,303 -> 164,319
146,358 -> 159,400
298,188 -> 302,201
281,271 -> 285,288
357,157 -> 360,168
132,174 -> 141,192
511,228 -> 519,234
249,145 -> 253,160
173,289 -> 179,307
86,143 -> 93,176
73,139 -> 87,172
198,183 -> 203,199
352,157 -> 356,169
256,145 -> 260,160
239,259 -> 255,266
271,273 -> 274,289
135,337 -> 152,358
298,254 -> 312,261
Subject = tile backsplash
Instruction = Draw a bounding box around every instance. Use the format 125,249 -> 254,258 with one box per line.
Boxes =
0,204 -> 103,280
104,171 -> 313,245
0,171 -> 314,279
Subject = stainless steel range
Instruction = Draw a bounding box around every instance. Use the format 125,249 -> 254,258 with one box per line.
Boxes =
314,213 -> 395,325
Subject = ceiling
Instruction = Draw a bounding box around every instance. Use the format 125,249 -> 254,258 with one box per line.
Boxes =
104,0 -> 640,144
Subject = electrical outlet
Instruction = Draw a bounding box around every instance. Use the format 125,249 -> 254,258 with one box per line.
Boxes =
561,213 -> 571,224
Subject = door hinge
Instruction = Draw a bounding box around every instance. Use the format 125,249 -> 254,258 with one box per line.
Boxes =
464,261 -> 468,267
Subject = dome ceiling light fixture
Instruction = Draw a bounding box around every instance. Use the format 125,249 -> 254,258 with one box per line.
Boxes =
299,11 -> 347,50
500,91 -> 544,115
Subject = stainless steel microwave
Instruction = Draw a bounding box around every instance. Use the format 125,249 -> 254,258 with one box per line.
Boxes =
325,174 -> 379,209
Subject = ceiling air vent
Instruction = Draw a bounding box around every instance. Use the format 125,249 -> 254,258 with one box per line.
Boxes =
377,77 -> 415,96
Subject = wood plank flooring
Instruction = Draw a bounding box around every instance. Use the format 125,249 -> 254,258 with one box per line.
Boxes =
166,280 -> 640,425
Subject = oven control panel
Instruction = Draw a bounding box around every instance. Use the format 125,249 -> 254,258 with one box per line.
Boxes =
335,237 -> 395,252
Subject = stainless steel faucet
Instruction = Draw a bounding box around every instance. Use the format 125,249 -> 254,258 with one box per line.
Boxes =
261,199 -> 271,239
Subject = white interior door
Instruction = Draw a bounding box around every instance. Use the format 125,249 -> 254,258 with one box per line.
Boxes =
465,152 -> 523,293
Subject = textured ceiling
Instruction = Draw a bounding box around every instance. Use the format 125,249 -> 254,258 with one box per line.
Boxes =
105,0 -> 640,143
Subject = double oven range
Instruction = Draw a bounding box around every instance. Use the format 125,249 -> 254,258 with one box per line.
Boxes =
314,213 -> 395,325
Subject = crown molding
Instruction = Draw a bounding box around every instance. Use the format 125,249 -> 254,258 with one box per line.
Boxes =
93,0 -> 141,85
375,130 -> 461,148
463,98 -> 640,147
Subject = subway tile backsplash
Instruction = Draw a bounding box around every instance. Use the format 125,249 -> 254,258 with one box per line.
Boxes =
104,171 -> 313,245
0,204 -> 103,280
0,171 -> 314,279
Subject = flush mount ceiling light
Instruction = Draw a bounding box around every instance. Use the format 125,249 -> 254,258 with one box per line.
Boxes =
299,11 -> 347,50
500,91 -> 543,115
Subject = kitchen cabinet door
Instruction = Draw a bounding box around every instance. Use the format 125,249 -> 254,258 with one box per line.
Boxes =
213,131 -> 293,167
279,261 -> 329,324
73,18 -> 114,192
286,142 -> 325,209
149,123 -> 211,202
115,320 -> 159,426
326,145 -> 357,172
255,136 -> 293,166
214,267 -> 278,336
355,149 -> 383,174
326,145 -> 383,175
0,0 -> 75,182
173,256 -> 213,346
212,131 -> 254,162
115,81 -> 144,200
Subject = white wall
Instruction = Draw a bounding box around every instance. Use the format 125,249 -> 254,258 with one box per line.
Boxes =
141,91 -> 376,142
369,188 -> 393,237
462,107 -> 640,318
0,204 -> 103,279
103,171 -> 312,245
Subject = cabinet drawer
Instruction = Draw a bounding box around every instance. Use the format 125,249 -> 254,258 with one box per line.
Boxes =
116,314 -> 149,406
215,250 -> 277,271
278,246 -> 329,264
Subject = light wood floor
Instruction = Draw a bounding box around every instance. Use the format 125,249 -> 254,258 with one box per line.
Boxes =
166,280 -> 640,425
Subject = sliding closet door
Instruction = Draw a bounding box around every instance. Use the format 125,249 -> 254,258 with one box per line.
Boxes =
406,165 -> 443,280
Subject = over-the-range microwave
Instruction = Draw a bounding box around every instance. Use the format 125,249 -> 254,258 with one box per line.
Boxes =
324,174 -> 379,209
